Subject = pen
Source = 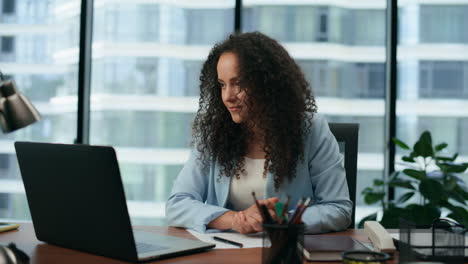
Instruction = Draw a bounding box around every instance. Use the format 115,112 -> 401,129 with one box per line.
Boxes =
251,191 -> 266,222
213,236 -> 243,248
279,196 -> 290,224
275,202 -> 284,222
289,197 -> 304,224
291,197 -> 312,224
260,204 -> 274,224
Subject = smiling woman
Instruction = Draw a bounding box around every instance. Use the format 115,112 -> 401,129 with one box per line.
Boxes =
218,52 -> 249,124
165,32 -> 352,234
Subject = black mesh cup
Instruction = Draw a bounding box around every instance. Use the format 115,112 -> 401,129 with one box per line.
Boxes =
262,223 -> 304,264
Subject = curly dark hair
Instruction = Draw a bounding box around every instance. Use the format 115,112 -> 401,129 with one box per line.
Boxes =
192,32 -> 317,189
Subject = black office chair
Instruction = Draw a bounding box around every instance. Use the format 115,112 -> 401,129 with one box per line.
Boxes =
328,123 -> 359,228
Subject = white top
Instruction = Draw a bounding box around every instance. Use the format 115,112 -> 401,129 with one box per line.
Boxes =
228,157 -> 267,211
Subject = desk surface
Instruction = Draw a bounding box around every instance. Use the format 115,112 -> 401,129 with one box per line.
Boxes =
0,223 -> 398,264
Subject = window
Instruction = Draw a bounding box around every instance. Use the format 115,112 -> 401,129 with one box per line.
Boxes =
186,9 -> 233,44
317,7 -> 328,42
243,6 -> 289,42
90,1 -> 234,225
1,36 -> 14,53
419,61 -> 467,98
397,1 -> 468,194
2,0 -> 15,14
420,5 -> 468,44
244,0 -> 387,225
459,118 -> 468,155
350,9 -> 386,46
0,1 -> 80,221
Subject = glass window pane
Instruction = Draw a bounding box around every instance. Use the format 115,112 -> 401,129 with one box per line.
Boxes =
90,1 -> 234,225
398,1 -> 468,206
243,0 -> 387,227
420,5 -> 468,44
0,0 -> 80,221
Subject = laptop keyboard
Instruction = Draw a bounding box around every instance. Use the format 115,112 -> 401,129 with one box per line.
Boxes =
136,242 -> 169,253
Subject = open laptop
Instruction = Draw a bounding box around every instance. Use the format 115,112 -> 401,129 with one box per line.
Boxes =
14,141 -> 215,262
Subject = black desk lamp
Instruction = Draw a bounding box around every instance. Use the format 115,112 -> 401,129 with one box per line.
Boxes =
0,71 -> 40,133
0,70 -> 40,261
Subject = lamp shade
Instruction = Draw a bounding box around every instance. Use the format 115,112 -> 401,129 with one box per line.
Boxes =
0,80 -> 41,133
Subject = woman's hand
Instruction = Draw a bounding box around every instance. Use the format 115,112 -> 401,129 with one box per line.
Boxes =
231,211 -> 257,234
232,197 -> 279,234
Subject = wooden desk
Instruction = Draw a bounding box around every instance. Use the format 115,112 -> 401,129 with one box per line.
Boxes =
0,223 -> 397,264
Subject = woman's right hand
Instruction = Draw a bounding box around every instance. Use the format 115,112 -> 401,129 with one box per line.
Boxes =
231,197 -> 279,234
231,211 -> 257,234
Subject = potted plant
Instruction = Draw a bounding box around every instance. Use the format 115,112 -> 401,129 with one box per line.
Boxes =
359,131 -> 468,228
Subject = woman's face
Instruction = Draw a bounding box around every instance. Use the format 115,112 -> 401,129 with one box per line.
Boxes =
217,52 -> 249,124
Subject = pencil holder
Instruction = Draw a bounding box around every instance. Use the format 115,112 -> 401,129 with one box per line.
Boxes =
262,223 -> 304,264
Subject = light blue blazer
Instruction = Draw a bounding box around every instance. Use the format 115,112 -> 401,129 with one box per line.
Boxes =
165,113 -> 352,233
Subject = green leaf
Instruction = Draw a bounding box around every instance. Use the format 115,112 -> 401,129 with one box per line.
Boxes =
364,192 -> 385,205
453,185 -> 468,201
389,171 -> 400,180
357,212 -> 378,228
388,179 -> 415,190
444,176 -> 457,191
407,204 -> 441,226
435,156 -> 455,162
373,179 -> 384,186
380,207 -> 410,228
448,191 -> 466,205
413,131 -> 434,157
361,187 -> 373,194
447,213 -> 468,228
419,179 -> 447,204
402,156 -> 415,163
445,204 -> 468,227
434,142 -> 448,152
403,169 -> 426,180
420,131 -> 432,145
393,138 -> 410,150
444,164 -> 468,173
436,155 -> 460,165
396,192 -> 415,204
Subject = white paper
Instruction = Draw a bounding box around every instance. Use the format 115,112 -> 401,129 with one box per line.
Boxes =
187,229 -> 264,249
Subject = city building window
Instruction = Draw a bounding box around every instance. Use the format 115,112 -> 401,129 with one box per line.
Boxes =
459,118 -> 468,155
317,7 -> 328,42
420,5 -> 468,44
0,194 -> 8,210
2,0 -> 15,14
419,61 -> 467,98
299,61 -> 385,99
291,6 -> 320,42
348,9 -> 385,45
1,36 -> 14,53
186,9 -> 233,45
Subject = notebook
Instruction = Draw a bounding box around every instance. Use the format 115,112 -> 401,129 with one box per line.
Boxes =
300,235 -> 370,261
14,141 -> 215,262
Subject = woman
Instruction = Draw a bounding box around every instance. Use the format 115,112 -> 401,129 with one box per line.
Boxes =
166,32 -> 352,234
